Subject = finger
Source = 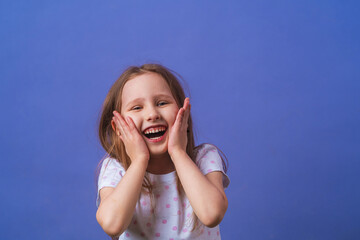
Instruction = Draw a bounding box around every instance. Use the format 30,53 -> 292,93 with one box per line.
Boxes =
185,98 -> 191,118
185,98 -> 191,109
181,110 -> 189,132
176,108 -> 185,127
182,97 -> 189,108
113,112 -> 128,137
126,116 -> 136,132
178,98 -> 190,129
182,99 -> 190,119
113,116 -> 124,136
183,98 -> 190,116
113,111 -> 128,129
119,116 -> 130,137
183,109 -> 190,131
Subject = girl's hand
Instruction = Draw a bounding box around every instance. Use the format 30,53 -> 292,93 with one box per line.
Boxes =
168,98 -> 191,157
112,111 -> 150,164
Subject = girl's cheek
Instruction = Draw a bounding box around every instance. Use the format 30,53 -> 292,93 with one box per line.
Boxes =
173,108 -> 179,119
129,116 -> 142,131
170,114 -> 177,126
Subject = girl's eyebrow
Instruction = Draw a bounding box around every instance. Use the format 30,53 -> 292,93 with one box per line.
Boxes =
154,94 -> 173,100
125,94 -> 173,108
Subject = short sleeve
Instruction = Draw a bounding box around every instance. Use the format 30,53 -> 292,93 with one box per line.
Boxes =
96,157 -> 125,207
195,144 -> 230,189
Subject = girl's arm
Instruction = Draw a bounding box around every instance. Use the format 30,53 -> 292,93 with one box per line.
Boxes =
96,112 -> 149,236
170,150 -> 228,227
168,98 -> 228,227
96,161 -> 147,236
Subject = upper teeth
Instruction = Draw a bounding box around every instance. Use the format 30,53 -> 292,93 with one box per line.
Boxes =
144,127 -> 166,135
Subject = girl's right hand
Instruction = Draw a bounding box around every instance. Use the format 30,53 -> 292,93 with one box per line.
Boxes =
112,111 -> 150,164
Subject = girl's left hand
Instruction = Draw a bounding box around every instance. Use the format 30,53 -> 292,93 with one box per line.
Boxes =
168,98 -> 191,156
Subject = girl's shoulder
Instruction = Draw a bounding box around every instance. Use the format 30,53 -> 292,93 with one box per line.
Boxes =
100,156 -> 125,172
193,143 -> 224,165
194,143 -> 230,188
194,143 -> 220,158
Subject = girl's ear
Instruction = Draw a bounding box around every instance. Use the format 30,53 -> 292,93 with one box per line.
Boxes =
111,119 -> 116,132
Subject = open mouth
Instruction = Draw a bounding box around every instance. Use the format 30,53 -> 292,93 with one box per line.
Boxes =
143,126 -> 167,140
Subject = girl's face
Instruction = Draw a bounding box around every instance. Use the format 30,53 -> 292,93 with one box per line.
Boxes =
120,72 -> 179,157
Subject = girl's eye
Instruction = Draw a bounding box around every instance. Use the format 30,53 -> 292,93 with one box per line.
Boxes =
131,106 -> 141,110
158,101 -> 167,106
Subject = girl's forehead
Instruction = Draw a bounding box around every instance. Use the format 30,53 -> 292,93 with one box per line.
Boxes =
121,73 -> 174,101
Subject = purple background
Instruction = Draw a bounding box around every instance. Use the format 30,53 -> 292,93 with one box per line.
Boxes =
1,1 -> 359,239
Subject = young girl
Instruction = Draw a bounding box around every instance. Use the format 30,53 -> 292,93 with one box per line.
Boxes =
96,64 -> 230,239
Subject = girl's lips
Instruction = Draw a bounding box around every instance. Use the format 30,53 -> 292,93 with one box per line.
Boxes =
144,129 -> 167,143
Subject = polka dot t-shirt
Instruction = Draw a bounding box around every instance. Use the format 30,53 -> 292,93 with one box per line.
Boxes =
97,143 -> 230,239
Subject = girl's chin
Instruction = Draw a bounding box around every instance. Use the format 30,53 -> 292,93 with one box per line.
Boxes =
147,144 -> 169,157
149,148 -> 168,156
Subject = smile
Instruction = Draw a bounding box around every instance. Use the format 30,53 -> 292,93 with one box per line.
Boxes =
143,126 -> 167,143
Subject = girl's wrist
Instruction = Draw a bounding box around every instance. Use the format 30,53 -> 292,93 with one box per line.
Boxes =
130,157 -> 149,168
169,148 -> 187,160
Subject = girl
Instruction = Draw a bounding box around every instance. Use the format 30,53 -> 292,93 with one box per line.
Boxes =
96,64 -> 230,239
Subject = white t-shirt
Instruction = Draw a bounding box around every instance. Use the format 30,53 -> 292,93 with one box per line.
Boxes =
97,143 -> 230,239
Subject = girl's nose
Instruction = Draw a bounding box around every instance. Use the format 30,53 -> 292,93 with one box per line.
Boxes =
146,108 -> 161,121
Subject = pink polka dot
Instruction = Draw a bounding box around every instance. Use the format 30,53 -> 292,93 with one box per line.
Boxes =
119,170 -> 123,176
155,233 -> 160,237
187,213 -> 191,218
211,160 -> 215,164
146,222 -> 151,227
183,203 -> 186,207
170,239 -> 174,240
165,185 -> 169,190
207,169 -> 213,173
177,210 -> 181,215
110,181 -> 116,185
162,219 -> 167,224
217,231 -> 220,236
183,228 -> 188,233
166,204 -> 171,208
156,194 -> 161,198
208,231 -> 211,235
126,232 -> 130,237
133,220 -> 137,225
172,226 -> 177,231
141,200 -> 147,206
200,229 -> 204,234
173,197 -> 178,201
102,176 -> 107,179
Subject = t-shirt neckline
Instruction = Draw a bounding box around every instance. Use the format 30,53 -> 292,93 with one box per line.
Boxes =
146,170 -> 176,183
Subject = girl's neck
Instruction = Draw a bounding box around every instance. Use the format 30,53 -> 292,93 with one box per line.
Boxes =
147,152 -> 175,174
